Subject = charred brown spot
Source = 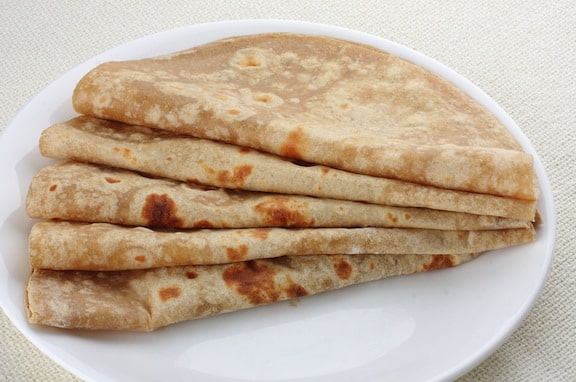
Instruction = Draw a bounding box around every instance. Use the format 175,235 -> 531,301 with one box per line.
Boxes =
192,220 -> 215,229
321,168 -> 330,175
370,262 -> 375,270
217,165 -> 253,187
404,213 -> 412,220
186,271 -> 198,279
166,156 -> 173,161
226,244 -> 249,262
334,259 -> 353,280
255,94 -> 270,102
112,147 -> 133,160
240,55 -> 261,67
387,212 -> 398,223
223,261 -> 280,305
158,286 -> 181,302
142,193 -> 183,228
248,228 -> 272,240
228,109 -> 241,116
49,184 -> 58,191
203,164 -> 253,188
422,255 -> 458,271
286,282 -> 309,298
280,127 -> 308,160
253,197 -> 314,227
134,255 -> 146,263
104,176 -> 121,184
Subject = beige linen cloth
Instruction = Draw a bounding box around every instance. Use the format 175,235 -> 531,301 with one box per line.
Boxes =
1,1 -> 574,381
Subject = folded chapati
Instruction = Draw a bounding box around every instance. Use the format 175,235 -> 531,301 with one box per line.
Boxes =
73,33 -> 538,200
26,161 -> 532,231
26,253 -> 479,331
39,116 -> 537,220
28,221 -> 535,270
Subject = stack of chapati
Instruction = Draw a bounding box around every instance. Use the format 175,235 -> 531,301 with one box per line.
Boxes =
25,33 -> 538,331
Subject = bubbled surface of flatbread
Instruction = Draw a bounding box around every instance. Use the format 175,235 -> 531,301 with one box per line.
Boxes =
73,34 -> 537,200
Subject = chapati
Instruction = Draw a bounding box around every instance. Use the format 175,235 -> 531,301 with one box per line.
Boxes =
26,161 -> 533,230
26,253 -> 479,331
73,33 -> 538,200
28,221 -> 534,270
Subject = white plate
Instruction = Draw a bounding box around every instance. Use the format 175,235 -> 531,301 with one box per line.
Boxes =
0,20 -> 555,382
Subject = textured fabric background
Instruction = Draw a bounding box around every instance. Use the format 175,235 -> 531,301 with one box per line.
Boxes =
1,1 -> 574,381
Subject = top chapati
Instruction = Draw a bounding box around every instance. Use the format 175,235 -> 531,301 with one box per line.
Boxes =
73,33 -> 538,200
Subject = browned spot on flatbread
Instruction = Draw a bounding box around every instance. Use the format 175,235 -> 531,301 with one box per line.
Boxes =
404,213 -> 412,220
112,147 -> 134,160
158,286 -> 181,302
192,219 -> 214,229
320,168 -> 330,175
223,261 -> 280,305
218,165 -> 253,187
226,244 -> 249,262
202,164 -> 253,188
422,255 -> 458,271
49,184 -> 57,191
134,255 -> 146,263
104,176 -> 121,184
248,228 -> 272,240
386,212 -> 398,223
239,55 -> 261,67
280,126 -> 309,160
253,197 -> 314,227
186,271 -> 198,279
334,258 -> 353,280
254,94 -> 272,103
142,193 -> 184,228
286,282 -> 309,299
